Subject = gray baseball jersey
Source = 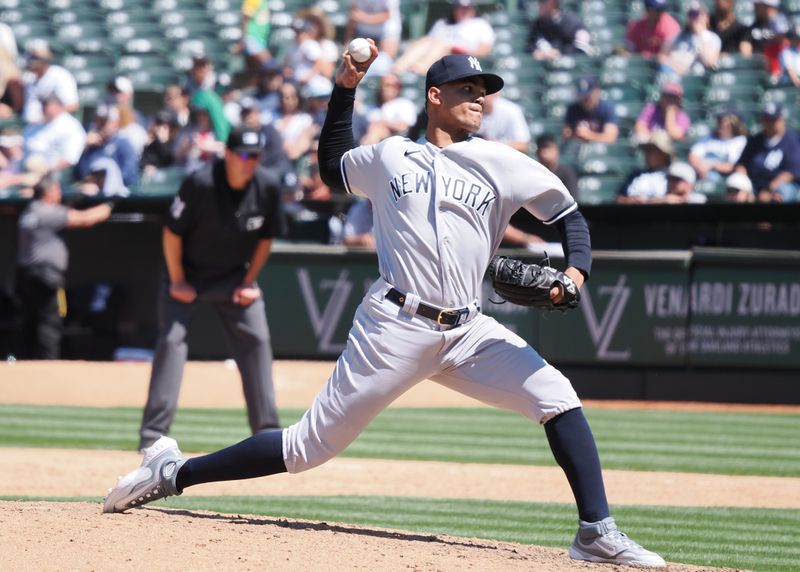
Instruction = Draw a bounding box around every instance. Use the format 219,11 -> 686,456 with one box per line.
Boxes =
341,136 -> 576,306
17,200 -> 70,282
281,135 -> 582,474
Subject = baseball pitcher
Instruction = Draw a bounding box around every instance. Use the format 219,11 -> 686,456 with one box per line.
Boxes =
104,44 -> 665,568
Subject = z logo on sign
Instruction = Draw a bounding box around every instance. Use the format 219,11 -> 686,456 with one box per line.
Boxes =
580,275 -> 631,360
297,268 -> 352,353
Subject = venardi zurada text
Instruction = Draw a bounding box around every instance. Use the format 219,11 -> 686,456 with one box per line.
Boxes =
644,282 -> 800,318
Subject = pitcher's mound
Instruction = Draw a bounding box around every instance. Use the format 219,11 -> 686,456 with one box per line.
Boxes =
1,501 -> 728,571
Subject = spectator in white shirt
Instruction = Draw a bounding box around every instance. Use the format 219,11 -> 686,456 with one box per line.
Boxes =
21,39 -> 79,124
346,0 -> 402,59
361,74 -> 418,144
618,130 -> 674,203
284,11 -> 339,86
341,198 -> 375,248
688,109 -> 748,182
22,94 -> 86,176
779,23 -> 800,86
477,91 -> 531,153
393,0 -> 494,75
658,1 -> 721,78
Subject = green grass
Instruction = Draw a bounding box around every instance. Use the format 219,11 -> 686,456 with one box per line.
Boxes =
1,404 -> 799,477
6,496 -> 800,571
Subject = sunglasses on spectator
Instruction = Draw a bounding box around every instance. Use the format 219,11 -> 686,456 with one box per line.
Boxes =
236,152 -> 260,160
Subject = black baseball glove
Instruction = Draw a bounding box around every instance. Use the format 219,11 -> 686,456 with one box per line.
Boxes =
486,255 -> 581,311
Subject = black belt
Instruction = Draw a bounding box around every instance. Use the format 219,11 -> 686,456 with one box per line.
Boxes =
385,288 -> 472,327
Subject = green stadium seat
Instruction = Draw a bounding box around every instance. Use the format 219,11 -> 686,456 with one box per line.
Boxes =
694,177 -> 726,201
604,84 -> 646,103
543,54 -> 594,73
686,120 -> 713,141
117,53 -> 173,75
72,68 -> 116,87
680,75 -> 708,99
762,86 -> 800,107
528,118 -> 564,140
63,53 -> 116,72
576,175 -> 626,205
134,166 -> 185,197
545,70 -> 581,87
574,142 -> 641,176
9,21 -> 53,44
717,53 -> 767,71
0,1 -> 44,18
77,85 -> 104,108
128,68 -> 180,91
56,22 -> 109,47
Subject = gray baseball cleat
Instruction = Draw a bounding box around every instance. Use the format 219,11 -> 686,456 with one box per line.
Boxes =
568,517 -> 667,568
103,436 -> 186,513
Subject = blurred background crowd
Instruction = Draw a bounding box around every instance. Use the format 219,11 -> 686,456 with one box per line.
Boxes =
1,0 -> 800,245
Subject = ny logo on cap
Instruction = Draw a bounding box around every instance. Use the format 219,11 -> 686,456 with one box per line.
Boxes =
468,56 -> 482,71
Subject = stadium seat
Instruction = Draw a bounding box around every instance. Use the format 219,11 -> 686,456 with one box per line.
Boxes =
9,21 -> 53,45
528,117 -> 564,140
135,166 -> 186,197
576,175 -> 626,205
694,177 -> 726,201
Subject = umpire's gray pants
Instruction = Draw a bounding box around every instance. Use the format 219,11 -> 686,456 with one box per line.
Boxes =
139,287 -> 279,450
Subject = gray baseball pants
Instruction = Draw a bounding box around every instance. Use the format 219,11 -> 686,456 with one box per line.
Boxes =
138,285 -> 280,450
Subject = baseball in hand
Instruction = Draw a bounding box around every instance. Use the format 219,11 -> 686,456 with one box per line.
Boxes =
347,38 -> 372,63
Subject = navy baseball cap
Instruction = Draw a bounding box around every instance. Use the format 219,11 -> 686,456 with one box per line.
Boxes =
760,101 -> 784,119
226,126 -> 264,153
576,76 -> 599,96
645,0 -> 668,9
425,55 -> 504,96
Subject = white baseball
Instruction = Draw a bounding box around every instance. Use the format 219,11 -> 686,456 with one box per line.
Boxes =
347,38 -> 372,63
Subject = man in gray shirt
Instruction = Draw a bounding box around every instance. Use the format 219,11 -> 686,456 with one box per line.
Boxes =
15,175 -> 111,358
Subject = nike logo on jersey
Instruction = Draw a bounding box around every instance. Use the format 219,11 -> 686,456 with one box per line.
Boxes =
404,150 -> 420,156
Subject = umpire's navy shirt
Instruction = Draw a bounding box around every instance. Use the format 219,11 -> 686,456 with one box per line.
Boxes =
166,158 -> 284,284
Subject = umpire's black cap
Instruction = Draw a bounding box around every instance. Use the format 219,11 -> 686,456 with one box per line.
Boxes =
425,55 -> 504,96
226,126 -> 264,153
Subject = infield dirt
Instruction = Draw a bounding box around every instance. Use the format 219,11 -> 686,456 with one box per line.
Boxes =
2,360 -> 791,571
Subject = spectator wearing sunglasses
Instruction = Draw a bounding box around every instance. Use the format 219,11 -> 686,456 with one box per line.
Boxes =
137,126 -> 286,452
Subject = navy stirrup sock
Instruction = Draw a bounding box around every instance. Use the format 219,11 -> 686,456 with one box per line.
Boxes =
544,408 -> 610,523
176,429 -> 287,492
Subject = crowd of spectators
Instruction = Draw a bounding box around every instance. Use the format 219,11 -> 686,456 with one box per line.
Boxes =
0,0 -> 799,247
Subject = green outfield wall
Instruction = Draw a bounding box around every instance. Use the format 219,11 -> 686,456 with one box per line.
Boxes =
250,247 -> 800,371
1,208 -> 798,402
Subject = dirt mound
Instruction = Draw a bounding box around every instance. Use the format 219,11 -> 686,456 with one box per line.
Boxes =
1,501 -> 733,571
3,448 -> 798,509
